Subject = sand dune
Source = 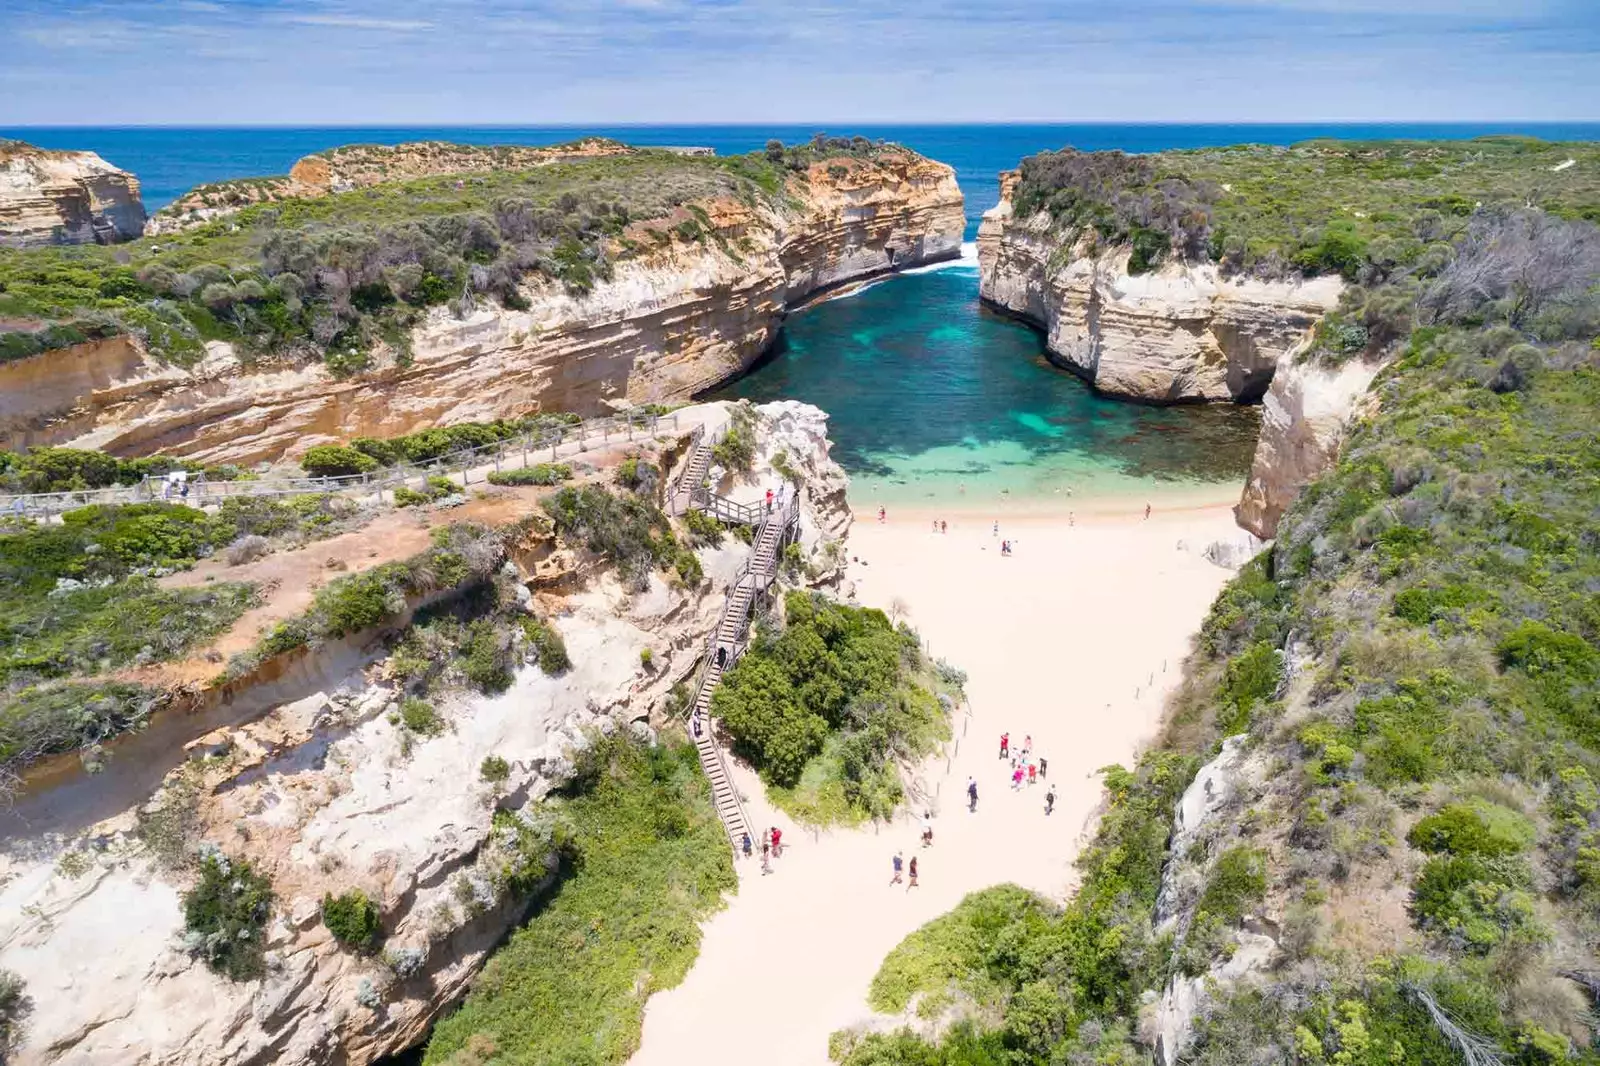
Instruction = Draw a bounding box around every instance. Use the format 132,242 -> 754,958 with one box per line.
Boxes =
630,492 -> 1246,1066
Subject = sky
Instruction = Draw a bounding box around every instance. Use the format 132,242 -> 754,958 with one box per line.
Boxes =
2,0 -> 1598,125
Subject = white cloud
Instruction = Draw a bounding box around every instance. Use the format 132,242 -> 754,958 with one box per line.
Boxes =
286,14 -> 434,30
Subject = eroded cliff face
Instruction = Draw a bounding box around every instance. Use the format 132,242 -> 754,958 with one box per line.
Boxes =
1234,350 -> 1388,538
0,402 -> 851,1066
977,172 -> 1342,404
9,153 -> 963,465
0,140 -> 146,247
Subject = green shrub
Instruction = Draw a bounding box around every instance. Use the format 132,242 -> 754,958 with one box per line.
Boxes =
0,682 -> 158,778
480,754 -> 511,783
712,591 -> 948,817
1197,846 -> 1268,924
682,508 -> 724,547
394,485 -> 430,507
522,618 -> 571,674
183,851 -> 274,980
460,620 -> 515,693
0,969 -> 30,1060
1406,801 -> 1535,857
398,697 -> 444,736
487,463 -> 571,487
542,484 -> 675,586
300,445 -> 379,478
614,457 -> 659,494
322,889 -> 383,949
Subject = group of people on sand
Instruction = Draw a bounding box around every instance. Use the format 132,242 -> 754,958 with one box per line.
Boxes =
740,825 -> 785,874
994,732 -> 1056,815
886,810 -> 937,891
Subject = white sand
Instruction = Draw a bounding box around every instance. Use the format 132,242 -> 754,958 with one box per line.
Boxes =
630,492 -> 1245,1066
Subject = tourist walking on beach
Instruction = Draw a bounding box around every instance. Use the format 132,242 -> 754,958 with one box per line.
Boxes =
890,851 -> 904,885
1012,766 -> 1025,790
761,841 -> 771,874
1039,757 -> 1048,780
940,520 -> 948,534
878,506 -> 886,523
908,856 -> 919,889
771,826 -> 783,858
921,812 -> 934,847
1145,503 -> 1152,520
1045,786 -> 1056,816
999,733 -> 1009,759
967,778 -> 979,812
1022,734 -> 1032,756
742,832 -> 752,858
1028,762 -> 1038,786
992,520 -> 999,537
932,519 -> 939,533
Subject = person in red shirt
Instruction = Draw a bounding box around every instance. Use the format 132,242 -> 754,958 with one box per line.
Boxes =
999,732 -> 1009,759
770,826 -> 783,858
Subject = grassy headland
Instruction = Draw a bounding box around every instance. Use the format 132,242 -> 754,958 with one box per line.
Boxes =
0,135 -> 907,375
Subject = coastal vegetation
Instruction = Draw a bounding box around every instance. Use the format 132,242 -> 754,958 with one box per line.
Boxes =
711,590 -> 953,823
1013,137 -> 1600,281
422,733 -> 734,1066
841,174 -> 1600,1062
542,484 -> 701,589
0,139 -> 905,374
182,850 -> 274,981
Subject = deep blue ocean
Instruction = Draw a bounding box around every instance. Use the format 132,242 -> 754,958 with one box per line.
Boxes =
9,122 -> 1597,505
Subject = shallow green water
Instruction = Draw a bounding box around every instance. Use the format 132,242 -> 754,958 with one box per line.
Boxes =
706,259 -> 1261,508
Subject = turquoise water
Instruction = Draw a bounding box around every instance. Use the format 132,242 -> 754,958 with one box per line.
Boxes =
706,259 -> 1262,508
12,121 -> 1599,507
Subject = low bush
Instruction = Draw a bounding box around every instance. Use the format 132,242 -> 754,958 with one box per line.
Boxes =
182,851 -> 274,980
0,969 -> 31,1060
480,754 -> 511,783
487,463 -> 571,487
1406,801 -> 1535,857
681,508 -> 724,547
322,889 -> 383,950
711,409 -> 756,473
398,697 -> 444,736
614,457 -> 659,495
542,484 -> 677,588
300,444 -> 379,478
522,618 -> 571,674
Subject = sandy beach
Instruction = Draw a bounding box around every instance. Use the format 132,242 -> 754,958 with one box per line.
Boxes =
630,488 -> 1246,1066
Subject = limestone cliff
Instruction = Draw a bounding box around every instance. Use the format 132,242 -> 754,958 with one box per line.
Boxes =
8,151 -> 962,466
0,140 -> 146,247
977,171 -> 1342,404
1234,350 -> 1388,538
0,401 -> 850,1066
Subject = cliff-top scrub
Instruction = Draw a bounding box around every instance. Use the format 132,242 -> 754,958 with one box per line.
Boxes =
1011,137 -> 1600,282
0,137 -> 918,373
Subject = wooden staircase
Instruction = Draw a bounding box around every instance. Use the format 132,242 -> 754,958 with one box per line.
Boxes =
668,425 -> 717,516
684,494 -> 799,853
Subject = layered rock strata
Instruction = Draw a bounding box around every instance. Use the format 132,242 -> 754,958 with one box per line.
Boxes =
0,140 -> 146,247
1234,350 -> 1388,538
0,402 -> 849,1066
6,152 -> 963,466
977,171 -> 1342,404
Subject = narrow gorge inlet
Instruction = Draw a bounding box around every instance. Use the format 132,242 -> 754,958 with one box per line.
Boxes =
0,100 -> 1598,1066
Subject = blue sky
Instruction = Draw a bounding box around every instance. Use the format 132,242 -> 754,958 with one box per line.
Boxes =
2,0 -> 1597,124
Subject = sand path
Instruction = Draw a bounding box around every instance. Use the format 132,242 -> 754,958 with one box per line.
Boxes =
631,494 -> 1245,1066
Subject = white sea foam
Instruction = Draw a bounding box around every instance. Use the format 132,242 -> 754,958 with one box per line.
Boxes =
899,240 -> 979,275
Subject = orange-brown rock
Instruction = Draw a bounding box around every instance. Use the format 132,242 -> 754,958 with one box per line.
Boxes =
0,140 -> 146,247
13,150 -> 963,465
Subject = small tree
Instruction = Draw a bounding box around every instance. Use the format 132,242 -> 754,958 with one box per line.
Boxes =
764,139 -> 785,163
322,889 -> 383,950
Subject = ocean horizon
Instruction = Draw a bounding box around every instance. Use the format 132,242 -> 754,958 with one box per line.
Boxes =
8,121 -> 1600,228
